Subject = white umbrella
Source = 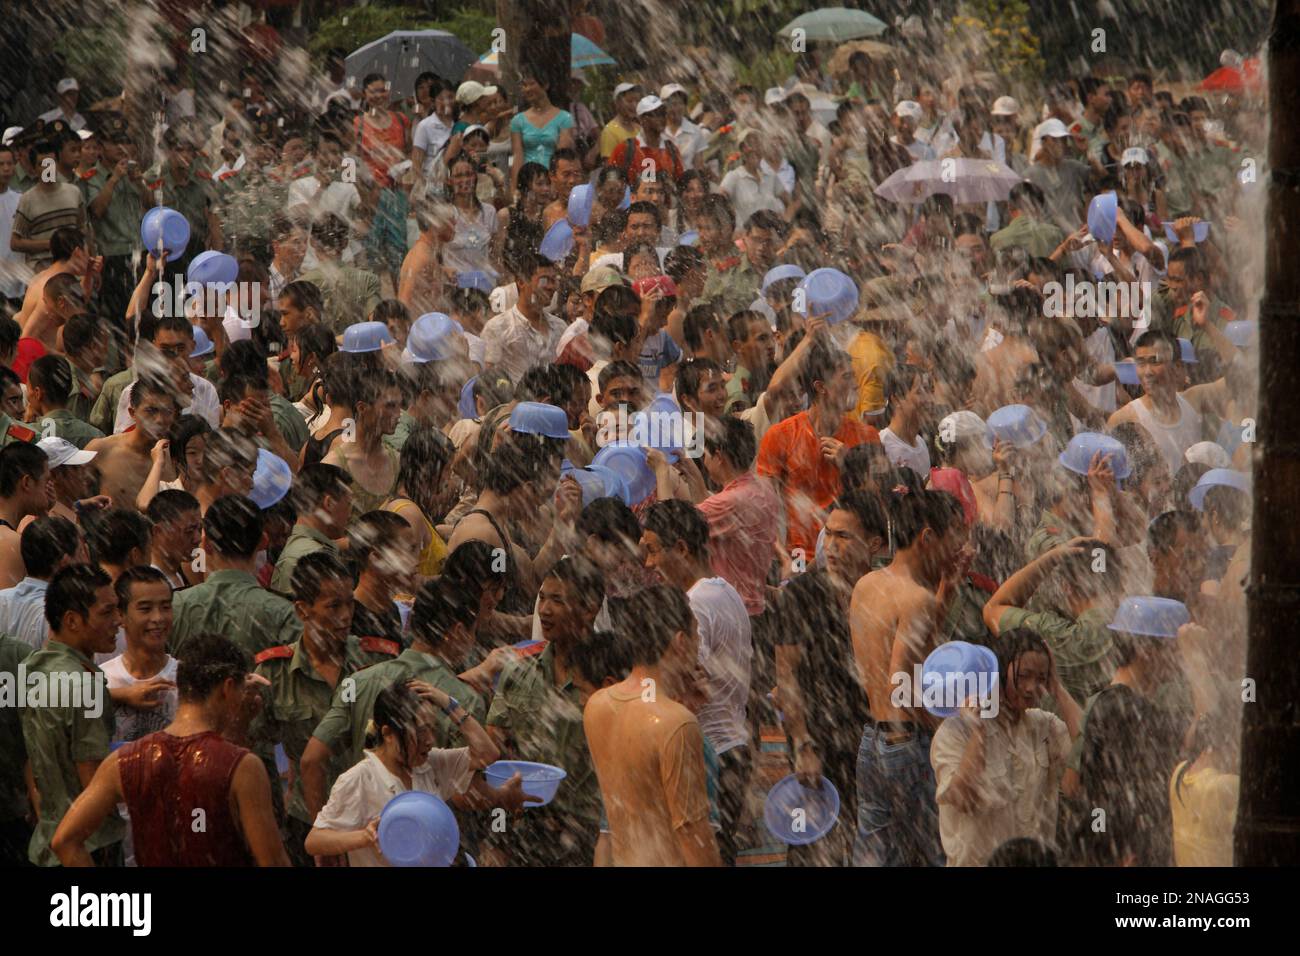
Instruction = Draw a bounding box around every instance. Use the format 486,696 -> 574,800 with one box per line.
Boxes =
874,158 -> 1023,205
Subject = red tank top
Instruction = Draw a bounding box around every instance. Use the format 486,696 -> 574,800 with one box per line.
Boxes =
118,730 -> 255,867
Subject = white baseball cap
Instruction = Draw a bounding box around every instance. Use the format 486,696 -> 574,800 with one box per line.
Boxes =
938,410 -> 988,444
1185,441 -> 1231,469
56,77 -> 79,95
1034,118 -> 1071,139
1120,146 -> 1150,166
991,96 -> 1020,117
2,127 -> 22,146
659,83 -> 688,101
894,100 -> 923,122
763,87 -> 787,106
455,81 -> 497,106
636,94 -> 665,116
39,437 -> 96,469
613,82 -> 642,98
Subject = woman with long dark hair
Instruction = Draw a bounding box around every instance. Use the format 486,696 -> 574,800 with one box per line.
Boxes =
508,71 -> 574,194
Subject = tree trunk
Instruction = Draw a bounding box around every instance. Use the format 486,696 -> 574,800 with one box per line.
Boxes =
1236,0 -> 1300,865
497,0 -> 573,109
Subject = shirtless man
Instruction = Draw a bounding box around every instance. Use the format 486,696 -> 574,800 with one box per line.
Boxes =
13,228 -> 97,331
398,203 -> 454,318
0,442 -> 53,589
849,488 -> 970,867
85,374 -> 177,511
542,148 -> 585,230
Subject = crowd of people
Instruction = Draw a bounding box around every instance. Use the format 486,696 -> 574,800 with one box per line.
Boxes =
0,15 -> 1258,868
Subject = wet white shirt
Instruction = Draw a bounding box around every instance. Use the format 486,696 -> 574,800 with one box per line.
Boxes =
931,709 -> 1071,867
880,427 -> 931,476
688,576 -> 753,755
313,748 -> 472,867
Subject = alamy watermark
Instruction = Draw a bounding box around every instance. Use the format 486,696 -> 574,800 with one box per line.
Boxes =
890,664 -> 1000,718
1043,275 -> 1151,327
150,276 -> 261,326
594,406 -> 706,458
0,665 -> 104,719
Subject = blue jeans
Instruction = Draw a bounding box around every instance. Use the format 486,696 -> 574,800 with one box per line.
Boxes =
852,723 -> 945,867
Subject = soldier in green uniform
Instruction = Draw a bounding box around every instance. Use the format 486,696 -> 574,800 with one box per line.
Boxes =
485,559 -> 606,866
144,125 -> 221,275
169,495 -> 302,658
82,114 -> 149,330
269,462 -> 352,595
26,355 -> 104,449
61,312 -> 110,423
299,571 -> 517,827
18,564 -> 126,866
0,634 -> 35,864
251,552 -> 399,865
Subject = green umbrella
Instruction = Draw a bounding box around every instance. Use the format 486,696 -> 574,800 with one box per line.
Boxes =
777,7 -> 888,43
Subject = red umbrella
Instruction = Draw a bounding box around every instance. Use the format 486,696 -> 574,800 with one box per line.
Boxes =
1200,58 -> 1262,93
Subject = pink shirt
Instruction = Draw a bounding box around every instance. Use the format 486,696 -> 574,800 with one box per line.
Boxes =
697,471 -> 782,616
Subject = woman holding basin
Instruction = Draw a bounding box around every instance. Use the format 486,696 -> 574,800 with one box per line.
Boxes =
305,678 -> 507,867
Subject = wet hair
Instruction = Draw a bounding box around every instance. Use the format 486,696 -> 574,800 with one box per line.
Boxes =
410,572 -> 481,648
577,496 -> 639,545
206,429 -> 259,484
701,193 -> 735,230
279,279 -> 323,317
28,355 -> 73,407
479,432 -> 556,495
1109,421 -> 1164,490
626,200 -> 662,229
348,510 -> 412,573
887,486 -> 958,551
677,358 -> 723,405
0,442 -> 49,498
591,298 -> 638,348
472,368 -> 514,411
726,310 -> 767,346
663,245 -> 705,284
19,515 -> 81,579
131,372 -> 179,411
1203,484 -> 1249,532
801,341 -> 850,397
515,162 -> 550,206
609,585 -> 694,667
219,372 -> 266,406
176,634 -> 251,703
570,630 -> 634,688
438,539 -> 498,590
310,212 -> 350,254
1148,509 -> 1201,553
703,413 -> 757,470
146,488 -> 200,528
296,322 -> 336,367
168,416 -> 213,481
831,488 -> 888,540
682,304 -> 721,352
644,499 -> 710,558
291,462 -> 351,514
597,359 -> 641,396
364,679 -> 426,750
45,563 -> 113,632
84,508 -> 152,567
61,312 -> 103,358
542,554 -> 606,609
987,838 -> 1058,867
840,443 -> 880,492
291,549 -> 354,604
219,339 -> 270,383
1171,461 -> 1210,510
1166,246 -> 1207,279
745,209 -> 784,235
1134,328 -> 1179,356
49,227 -> 86,263
114,564 -> 170,610
1008,181 -> 1046,215
203,494 -> 264,558
371,298 -> 410,330
396,426 -> 455,507
992,627 -> 1050,697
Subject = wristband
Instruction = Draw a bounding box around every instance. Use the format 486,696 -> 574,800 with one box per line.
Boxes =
443,696 -> 461,716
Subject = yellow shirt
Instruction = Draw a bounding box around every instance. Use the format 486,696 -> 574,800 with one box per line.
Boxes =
1170,761 -> 1238,867
385,497 -> 447,577
599,119 -> 640,159
849,329 -> 895,419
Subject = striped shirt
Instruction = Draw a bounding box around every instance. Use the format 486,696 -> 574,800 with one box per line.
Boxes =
11,184 -> 84,271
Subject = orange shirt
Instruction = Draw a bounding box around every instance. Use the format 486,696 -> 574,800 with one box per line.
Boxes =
756,410 -> 879,559
583,685 -> 715,866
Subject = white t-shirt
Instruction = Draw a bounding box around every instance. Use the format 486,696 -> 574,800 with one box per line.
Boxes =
719,166 -> 785,231
687,577 -> 753,755
413,115 -> 453,178
881,427 -> 932,476
116,374 -> 221,432
313,748 -> 473,867
100,654 -> 180,744
0,188 -> 26,299
287,175 -> 363,267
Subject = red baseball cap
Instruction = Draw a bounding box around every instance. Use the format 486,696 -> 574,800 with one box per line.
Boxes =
632,275 -> 678,298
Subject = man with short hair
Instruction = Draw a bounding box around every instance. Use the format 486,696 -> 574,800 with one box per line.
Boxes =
39,78 -> 88,131
20,563 -> 124,865
776,491 -> 888,866
1107,330 -> 1208,476
297,213 -> 381,336
169,494 -> 303,657
598,82 -> 643,160
0,514 -> 83,648
269,463 -> 351,595
146,489 -> 203,589
10,140 -> 87,273
85,374 -> 178,510
0,441 -> 52,589
585,585 -> 721,866
642,499 -> 752,864
989,181 -> 1066,259
660,84 -> 706,170
52,632 -> 290,866
481,250 -> 565,381
722,310 -> 777,412
267,211 -> 308,302
83,116 -> 150,325
702,210 -> 783,318
543,147 -> 586,229
100,566 -> 179,746
717,136 -> 786,253
608,95 -> 685,185
26,355 -> 104,448
1026,119 -> 1091,233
